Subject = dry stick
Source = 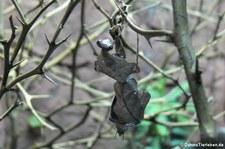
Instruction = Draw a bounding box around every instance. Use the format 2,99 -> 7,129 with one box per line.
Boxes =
47,102 -> 71,118
162,3 -> 218,23
190,0 -> 204,36
17,83 -> 56,130
136,33 -> 139,65
196,29 -> 225,57
152,119 -> 198,128
3,0 -> 22,14
164,0 -> 221,36
70,11 -> 85,104
0,0 -> 3,38
86,108 -> 110,149
138,66 -> 183,85
50,66 -> 110,97
25,0 -> 44,16
0,99 -> 22,121
92,0 -> 110,21
212,11 -> 225,41
130,1 -> 161,16
84,32 -> 98,56
172,0 -> 216,142
31,0 -> 71,31
145,105 -> 188,120
6,93 -> 20,149
11,0 -> 26,23
194,10 -> 225,56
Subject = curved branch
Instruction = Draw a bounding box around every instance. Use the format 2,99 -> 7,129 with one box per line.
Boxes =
114,1 -> 173,47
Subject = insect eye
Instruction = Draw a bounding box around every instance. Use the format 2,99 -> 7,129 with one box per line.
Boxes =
96,39 -> 102,46
96,39 -> 113,50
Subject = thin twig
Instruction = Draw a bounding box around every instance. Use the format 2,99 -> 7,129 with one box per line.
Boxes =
0,99 -> 22,121
70,0 -> 85,103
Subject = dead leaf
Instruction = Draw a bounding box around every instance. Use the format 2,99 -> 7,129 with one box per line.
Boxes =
110,77 -> 150,135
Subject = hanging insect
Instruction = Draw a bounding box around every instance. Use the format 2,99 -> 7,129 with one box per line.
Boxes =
94,0 -> 151,136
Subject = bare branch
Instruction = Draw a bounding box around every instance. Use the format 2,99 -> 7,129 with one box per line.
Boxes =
0,99 -> 22,121
172,0 -> 216,142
